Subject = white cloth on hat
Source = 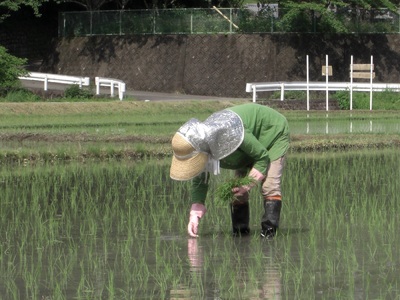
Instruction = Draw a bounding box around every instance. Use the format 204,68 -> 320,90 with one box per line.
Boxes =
205,156 -> 220,176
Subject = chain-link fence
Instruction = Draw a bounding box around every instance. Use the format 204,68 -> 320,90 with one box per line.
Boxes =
58,7 -> 400,37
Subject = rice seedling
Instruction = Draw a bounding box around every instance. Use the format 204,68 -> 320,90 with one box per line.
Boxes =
0,101 -> 398,298
215,176 -> 256,204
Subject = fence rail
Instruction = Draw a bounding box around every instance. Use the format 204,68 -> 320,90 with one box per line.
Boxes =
95,77 -> 126,100
246,81 -> 400,110
58,7 -> 400,37
19,72 -> 90,91
19,72 -> 127,100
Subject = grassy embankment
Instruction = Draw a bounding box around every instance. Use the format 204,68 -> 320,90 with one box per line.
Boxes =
0,100 -> 398,164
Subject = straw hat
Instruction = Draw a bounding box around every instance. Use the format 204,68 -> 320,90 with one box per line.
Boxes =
170,133 -> 208,181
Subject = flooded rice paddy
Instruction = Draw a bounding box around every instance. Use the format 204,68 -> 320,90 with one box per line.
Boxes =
0,148 -> 399,299
289,116 -> 400,134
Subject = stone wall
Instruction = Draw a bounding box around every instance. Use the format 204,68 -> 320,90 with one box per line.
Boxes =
37,33 -> 400,98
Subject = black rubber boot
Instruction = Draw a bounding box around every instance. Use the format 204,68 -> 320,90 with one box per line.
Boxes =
261,200 -> 282,239
230,202 -> 250,236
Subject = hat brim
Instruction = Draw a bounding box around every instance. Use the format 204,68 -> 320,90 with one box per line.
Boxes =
170,152 -> 208,181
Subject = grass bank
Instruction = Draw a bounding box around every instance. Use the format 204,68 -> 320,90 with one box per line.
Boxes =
0,100 -> 398,163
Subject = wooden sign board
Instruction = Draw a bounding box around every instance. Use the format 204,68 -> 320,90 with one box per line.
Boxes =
353,64 -> 374,71
352,72 -> 376,79
322,65 -> 332,76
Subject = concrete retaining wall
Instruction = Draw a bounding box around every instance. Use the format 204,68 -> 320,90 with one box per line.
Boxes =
38,34 -> 400,98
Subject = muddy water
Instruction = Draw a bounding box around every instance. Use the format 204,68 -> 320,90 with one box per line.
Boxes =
0,150 -> 398,299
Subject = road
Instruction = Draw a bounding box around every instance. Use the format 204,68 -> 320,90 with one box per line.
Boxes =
20,80 -> 245,102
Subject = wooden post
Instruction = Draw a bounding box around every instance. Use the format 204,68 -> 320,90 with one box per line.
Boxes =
212,6 -> 239,29
350,55 -> 375,111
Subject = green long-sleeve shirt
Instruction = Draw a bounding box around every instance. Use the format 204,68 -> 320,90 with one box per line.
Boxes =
191,103 -> 290,204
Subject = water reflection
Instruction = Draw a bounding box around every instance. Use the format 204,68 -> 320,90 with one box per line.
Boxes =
305,120 -> 377,134
294,119 -> 400,134
188,238 -> 203,273
169,238 -> 281,299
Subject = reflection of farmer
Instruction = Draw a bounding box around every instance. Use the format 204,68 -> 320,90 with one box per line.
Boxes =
170,103 -> 290,238
187,238 -> 282,299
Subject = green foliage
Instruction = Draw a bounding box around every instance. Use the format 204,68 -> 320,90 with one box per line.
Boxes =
277,2 -> 348,33
334,90 -> 400,110
0,0 -> 48,21
376,89 -> 400,109
270,0 -> 398,33
0,88 -> 41,102
334,91 -> 351,110
0,46 -> 27,92
64,85 -> 94,99
238,6 -> 278,33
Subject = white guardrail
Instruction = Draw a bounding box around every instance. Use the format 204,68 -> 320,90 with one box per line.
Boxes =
95,77 -> 126,101
19,72 -> 90,90
19,72 -> 126,100
246,81 -> 400,110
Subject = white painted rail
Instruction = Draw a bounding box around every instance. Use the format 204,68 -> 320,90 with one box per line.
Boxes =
246,81 -> 400,109
19,72 -> 90,91
95,77 -> 126,101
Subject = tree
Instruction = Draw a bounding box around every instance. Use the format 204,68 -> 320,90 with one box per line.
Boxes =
0,46 -> 27,91
57,0 -> 114,10
115,0 -> 132,9
0,1 -> 48,92
59,0 -> 244,10
0,0 -> 49,21
276,0 -> 399,33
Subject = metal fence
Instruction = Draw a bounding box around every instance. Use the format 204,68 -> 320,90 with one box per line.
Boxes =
58,7 -> 400,37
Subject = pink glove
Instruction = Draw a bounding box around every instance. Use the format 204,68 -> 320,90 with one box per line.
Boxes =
232,185 -> 251,197
232,167 -> 265,197
187,203 -> 207,238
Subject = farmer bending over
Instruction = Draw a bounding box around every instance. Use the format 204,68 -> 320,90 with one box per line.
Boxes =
170,103 -> 290,238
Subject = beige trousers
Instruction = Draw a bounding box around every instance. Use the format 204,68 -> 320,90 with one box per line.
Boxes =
234,156 -> 285,203
261,156 -> 285,200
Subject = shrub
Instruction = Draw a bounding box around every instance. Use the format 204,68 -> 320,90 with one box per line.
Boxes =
334,90 -> 400,110
0,88 -> 41,102
334,91 -> 350,110
64,85 -> 94,99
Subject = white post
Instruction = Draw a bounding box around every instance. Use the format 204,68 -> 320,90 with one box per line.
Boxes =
370,55 -> 373,111
230,8 -> 233,33
280,82 -> 284,101
252,85 -> 256,103
325,55 -> 329,111
306,55 -> 310,111
119,83 -> 126,100
110,81 -> 115,97
350,55 -> 353,111
44,75 -> 48,91
95,77 -> 100,95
